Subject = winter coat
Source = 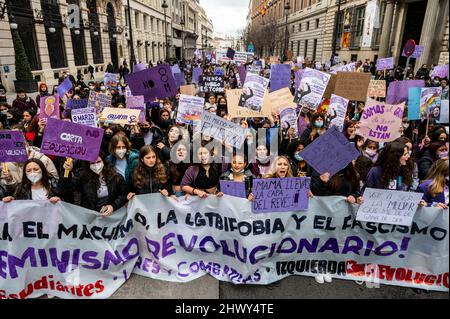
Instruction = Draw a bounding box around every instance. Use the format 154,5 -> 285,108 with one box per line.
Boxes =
106,149 -> 140,185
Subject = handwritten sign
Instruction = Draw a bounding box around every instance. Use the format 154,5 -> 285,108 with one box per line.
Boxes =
376,57 -> 394,71
56,77 -> 72,97
328,94 -> 349,132
192,67 -> 203,84
39,95 -> 60,120
227,89 -> 267,118
270,64 -> 291,92
104,73 -> 119,89
199,75 -> 225,94
200,111 -> 246,148
334,72 -> 371,101
299,126 -> 360,176
87,91 -> 111,115
0,130 -> 27,163
71,107 -> 97,127
293,68 -> 331,109
176,94 -> 204,125
357,188 -> 424,226
41,118 -> 104,162
252,177 -> 311,213
356,98 -> 404,142
263,87 -> 296,114
99,107 -> 141,125
367,80 -> 386,98
220,181 -> 246,198
125,64 -> 177,102
239,73 -> 270,112
420,87 -> 442,121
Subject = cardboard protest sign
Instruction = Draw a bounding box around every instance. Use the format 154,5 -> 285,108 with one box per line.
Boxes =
87,91 -> 112,115
199,75 -> 225,94
386,80 -> 425,104
126,95 -> 146,123
125,64 -> 177,102
280,107 -> 299,138
56,77 -> 72,97
437,100 -> 449,124
71,107 -> 97,127
39,95 -> 60,120
376,57 -> 394,71
0,130 -> 27,163
322,74 -> 337,99
420,87 -> 442,121
238,73 -> 270,112
263,87 -> 296,114
299,126 -> 360,176
220,181 -> 246,198
357,188 -> 424,226
252,177 -> 311,213
431,65 -> 449,79
407,87 -> 422,121
66,98 -> 88,110
104,73 -> 119,89
334,72 -> 371,101
176,94 -> 204,125
180,85 -> 197,96
192,67 -> 203,84
227,89 -> 267,118
200,111 -> 246,148
294,68 -> 331,109
226,47 -> 236,60
174,72 -> 186,88
356,98 -> 405,142
99,107 -> 141,125
41,118 -> 104,161
270,64 -> 291,92
327,94 -> 349,132
367,80 -> 386,98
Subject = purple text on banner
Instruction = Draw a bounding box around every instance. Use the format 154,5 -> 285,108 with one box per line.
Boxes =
270,64 -> 291,92
66,99 -> 88,110
220,181 -> 247,198
56,77 -> 72,97
252,177 -> 311,213
125,64 -> 177,103
0,130 -> 27,163
299,126 -> 360,176
386,80 -> 425,104
40,118 -> 104,162
192,67 -> 203,84
407,87 -> 422,121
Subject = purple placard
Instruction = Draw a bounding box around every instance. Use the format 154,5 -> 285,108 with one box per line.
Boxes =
134,63 -> 146,73
192,67 -> 203,84
174,72 -> 186,88
431,65 -> 449,79
56,77 -> 72,97
66,98 -> 88,110
270,64 -> 291,92
402,45 -> 424,59
237,66 -> 247,85
40,118 -> 104,162
126,95 -> 146,123
299,126 -> 360,176
376,57 -> 394,71
386,80 -> 425,104
39,95 -> 60,120
0,130 -> 27,163
252,177 -> 311,213
125,64 -> 177,103
220,180 -> 247,198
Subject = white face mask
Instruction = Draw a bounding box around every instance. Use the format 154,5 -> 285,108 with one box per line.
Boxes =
90,162 -> 104,175
26,172 -> 42,184
115,149 -> 127,159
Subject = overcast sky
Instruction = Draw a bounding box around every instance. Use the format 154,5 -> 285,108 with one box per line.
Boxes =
200,0 -> 249,36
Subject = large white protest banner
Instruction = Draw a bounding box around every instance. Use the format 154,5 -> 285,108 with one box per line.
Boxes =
0,195 -> 448,299
200,111 -> 246,148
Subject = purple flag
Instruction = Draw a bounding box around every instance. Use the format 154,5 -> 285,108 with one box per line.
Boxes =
134,63 -> 146,73
299,126 -> 360,177
126,95 -> 146,124
125,64 -> 177,103
237,66 -> 247,85
56,77 -> 72,97
252,177 -> 311,213
41,118 -> 104,162
192,67 -> 203,84
386,80 -> 425,104
220,181 -> 247,198
0,130 -> 27,163
174,72 -> 186,88
270,64 -> 291,92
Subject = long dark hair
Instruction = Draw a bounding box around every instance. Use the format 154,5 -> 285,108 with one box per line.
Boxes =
15,158 -> 51,196
133,145 -> 168,189
375,142 -> 413,188
82,151 -> 119,190
328,162 -> 360,194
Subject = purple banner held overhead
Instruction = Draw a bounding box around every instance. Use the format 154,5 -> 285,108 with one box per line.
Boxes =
252,177 -> 311,213
125,64 -> 177,103
386,80 -> 425,104
56,77 -> 72,97
237,66 -> 247,85
133,63 -> 146,73
126,95 -> 146,124
66,99 -> 88,110
270,64 -> 291,92
41,118 -> 104,162
431,65 -> 449,79
192,67 -> 203,84
174,72 -> 186,88
220,181 -> 247,198
299,126 -> 360,177
0,130 -> 27,163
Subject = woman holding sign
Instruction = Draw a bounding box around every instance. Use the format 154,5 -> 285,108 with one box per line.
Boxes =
417,159 -> 449,209
220,153 -> 255,200
2,158 -> 60,203
300,113 -> 327,147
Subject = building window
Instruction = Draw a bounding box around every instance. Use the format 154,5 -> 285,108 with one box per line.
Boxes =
304,39 -> 308,58
291,41 -> 294,51
306,21 -> 309,30
313,39 -> 317,60
351,54 -> 358,62
335,10 -> 344,49
350,6 -> 366,48
135,12 -> 140,28
300,0 -> 304,9
67,0 -> 87,66
372,1 -> 386,48
316,19 -> 320,29
292,25 -> 295,33
297,40 -> 300,56
308,0 -> 312,7
87,0 -> 103,64
299,23 -> 301,31
41,0 -> 67,69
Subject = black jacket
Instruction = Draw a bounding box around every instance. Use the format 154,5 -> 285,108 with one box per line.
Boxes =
59,168 -> 128,211
130,165 -> 172,195
417,150 -> 435,181
310,171 -> 361,199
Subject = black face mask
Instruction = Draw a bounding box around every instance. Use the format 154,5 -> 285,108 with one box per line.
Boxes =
141,127 -> 150,134
159,119 -> 171,129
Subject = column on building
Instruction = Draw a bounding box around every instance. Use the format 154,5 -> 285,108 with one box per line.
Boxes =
378,0 -> 396,58
32,0 -> 52,83
416,0 -> 440,67
428,0 -> 449,65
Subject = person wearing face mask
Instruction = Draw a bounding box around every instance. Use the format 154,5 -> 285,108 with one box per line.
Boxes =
127,146 -> 173,201
35,83 -> 50,107
220,153 -> 255,200
60,152 -> 128,216
217,97 -> 228,117
12,89 -> 37,115
156,109 -> 174,134
250,144 -> 272,178
286,140 -> 312,178
417,159 -> 449,209
2,159 -> 60,203
362,140 -> 379,163
365,142 -> 414,191
418,141 -> 448,181
106,134 -> 139,186
300,113 -> 327,147
168,142 -> 191,197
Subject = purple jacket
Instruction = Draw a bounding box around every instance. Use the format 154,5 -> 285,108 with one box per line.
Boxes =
416,180 -> 447,206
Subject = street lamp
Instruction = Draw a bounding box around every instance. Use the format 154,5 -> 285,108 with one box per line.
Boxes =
283,0 -> 290,62
126,0 -> 137,70
162,0 -> 169,61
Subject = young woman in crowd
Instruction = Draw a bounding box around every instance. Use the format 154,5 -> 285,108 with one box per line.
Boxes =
35,83 -> 50,107
127,145 -> 172,200
263,156 -> 293,179
361,139 -> 380,164
417,141 -> 448,181
107,133 -> 139,185
417,159 -> 449,208
12,89 -> 38,114
286,140 -> 311,177
60,151 -> 128,216
250,144 -> 272,178
300,113 -> 327,147
220,153 -> 255,200
22,109 -> 39,145
354,155 -> 374,190
168,142 -> 191,197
